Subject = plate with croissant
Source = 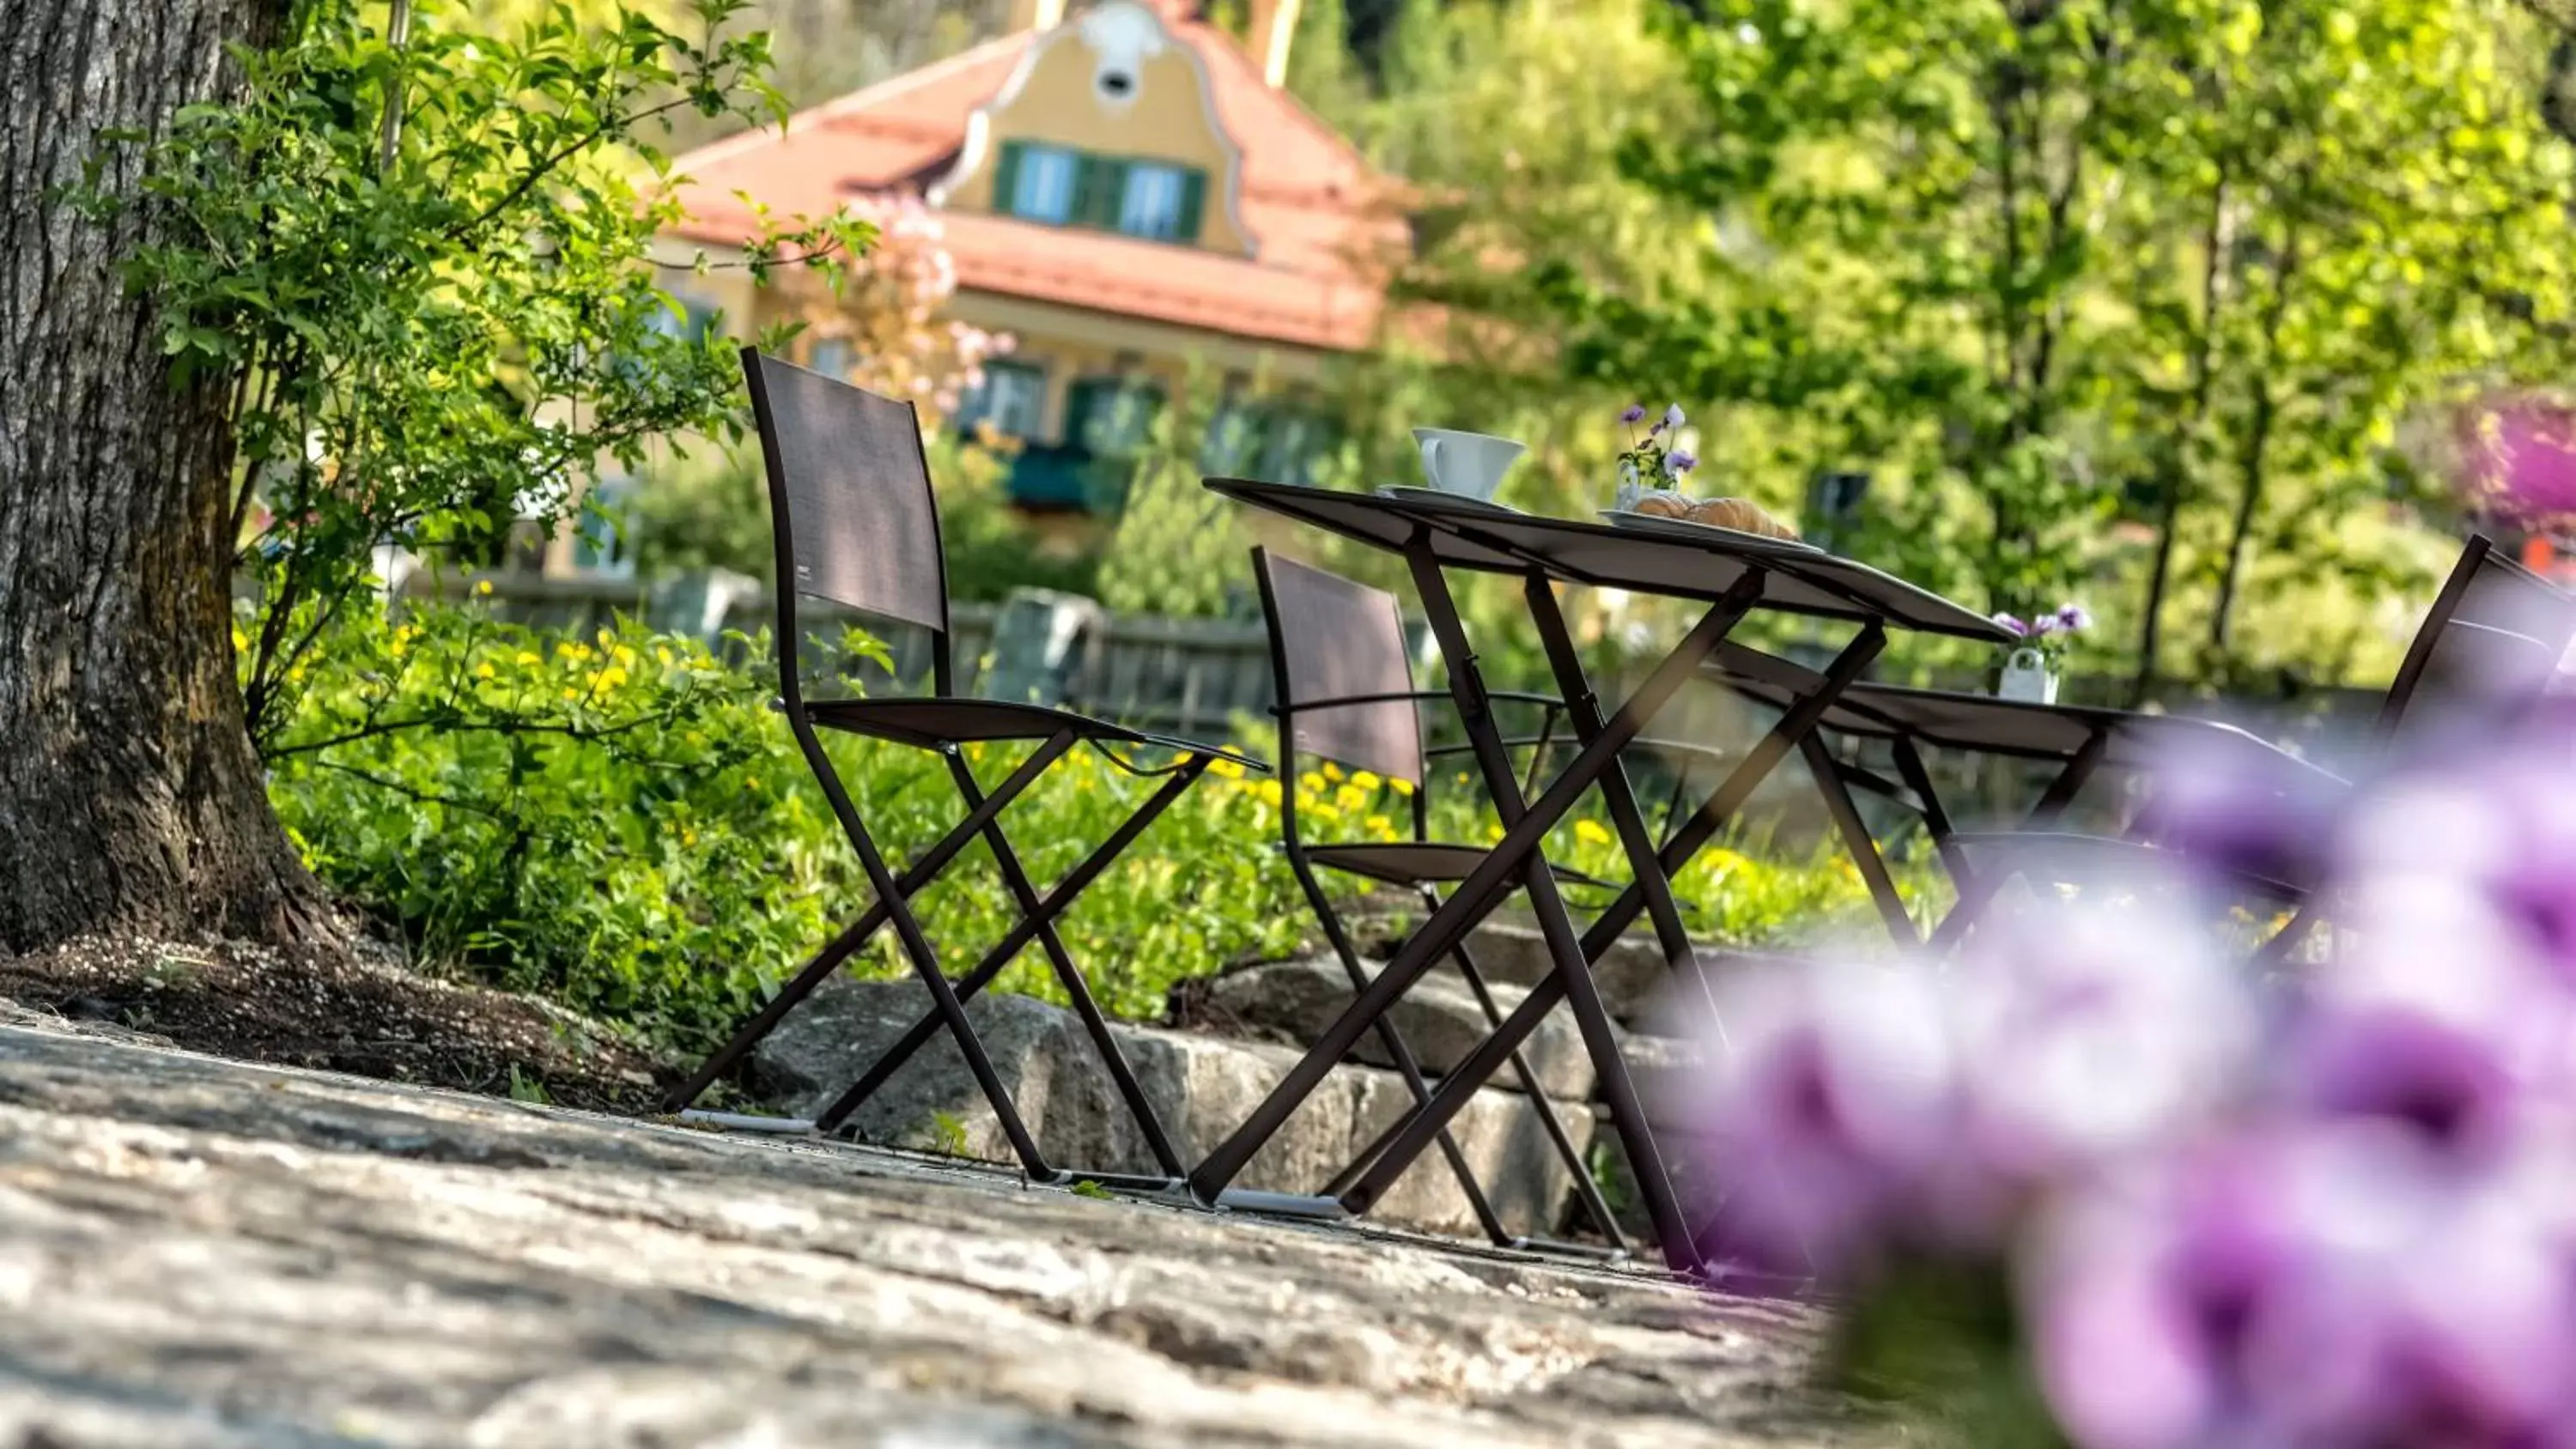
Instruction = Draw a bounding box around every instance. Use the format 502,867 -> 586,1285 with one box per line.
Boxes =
1601,494 -> 1815,550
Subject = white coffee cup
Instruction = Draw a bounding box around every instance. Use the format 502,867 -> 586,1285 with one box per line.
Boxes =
1413,428 -> 1526,502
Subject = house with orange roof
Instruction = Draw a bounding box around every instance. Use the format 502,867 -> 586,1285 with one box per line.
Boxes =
655,0 -> 1406,519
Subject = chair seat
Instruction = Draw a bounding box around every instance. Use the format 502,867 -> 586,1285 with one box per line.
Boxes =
805,695 -> 1264,771
1947,831 -> 2306,902
1305,840 -> 1607,890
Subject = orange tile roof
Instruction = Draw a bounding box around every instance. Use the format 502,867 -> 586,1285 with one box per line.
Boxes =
668,14 -> 1409,352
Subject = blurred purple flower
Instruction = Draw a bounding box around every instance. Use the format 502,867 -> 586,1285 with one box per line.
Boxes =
1621,403 -> 1648,424
2484,404 -> 2576,520
2057,603 -> 2093,631
1992,612 -> 2030,637
1694,959 -> 1959,1279
2133,730 -> 2348,892
1944,897 -> 2255,1191
2025,1123 -> 2576,1449
2280,877 -> 2576,1162
1665,449 -> 1699,477
1663,403 -> 1687,431
2028,615 -> 2061,639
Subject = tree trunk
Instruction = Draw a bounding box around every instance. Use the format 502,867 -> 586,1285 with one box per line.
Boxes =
0,0 -> 323,955
2207,373 -> 2277,663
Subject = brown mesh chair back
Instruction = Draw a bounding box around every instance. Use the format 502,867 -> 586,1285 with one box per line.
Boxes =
740,348 -> 949,637
2381,537 -> 2576,745
1254,549 -> 1425,787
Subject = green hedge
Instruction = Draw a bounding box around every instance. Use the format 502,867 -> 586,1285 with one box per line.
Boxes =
264,604 -> 1941,1057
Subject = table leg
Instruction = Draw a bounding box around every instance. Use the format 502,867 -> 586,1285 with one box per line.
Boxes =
1184,572 -> 1769,1210
1925,726 -> 2111,951
1334,625 -> 1889,1253
1799,732 -> 1917,943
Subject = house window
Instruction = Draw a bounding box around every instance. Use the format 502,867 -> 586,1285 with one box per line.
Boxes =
808,337 -> 854,379
1066,377 -> 1165,459
1001,142 -> 1080,225
958,361 -> 1048,440
571,478 -> 638,580
1119,163 -> 1189,241
993,141 -> 1206,245
1258,411 -> 1337,487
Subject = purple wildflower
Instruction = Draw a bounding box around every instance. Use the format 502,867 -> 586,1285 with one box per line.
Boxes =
1666,449 -> 1699,477
2057,603 -> 2093,631
1620,403 -> 1648,424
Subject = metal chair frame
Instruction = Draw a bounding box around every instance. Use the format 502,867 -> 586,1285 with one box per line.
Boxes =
665,351 -> 1264,1193
1251,549 -> 1630,1254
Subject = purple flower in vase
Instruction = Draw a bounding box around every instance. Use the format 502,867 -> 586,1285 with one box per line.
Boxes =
1665,449 -> 1699,477
1620,403 -> 1648,425
1992,612 -> 2030,638
2057,602 -> 2093,632
1663,403 -> 1687,432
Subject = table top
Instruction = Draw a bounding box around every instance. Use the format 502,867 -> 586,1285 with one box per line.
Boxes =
1206,479 -> 2012,643
1710,641 -> 2345,785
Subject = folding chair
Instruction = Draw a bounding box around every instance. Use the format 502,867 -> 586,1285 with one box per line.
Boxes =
1727,535 -> 2576,957
663,350 -> 1266,1193
1252,549 -> 1631,1252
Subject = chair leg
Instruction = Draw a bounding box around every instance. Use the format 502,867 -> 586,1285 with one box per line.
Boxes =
943,750 -> 1189,1179
1293,859 -> 1514,1246
662,732 -> 1076,1113
1445,931 -> 1631,1252
811,761 -> 1204,1148
792,718 -> 1054,1178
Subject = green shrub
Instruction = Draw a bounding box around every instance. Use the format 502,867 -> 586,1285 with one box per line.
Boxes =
267,603 -> 1940,1056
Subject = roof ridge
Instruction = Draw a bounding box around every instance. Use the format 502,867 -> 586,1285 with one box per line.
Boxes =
1176,18 -> 1381,184
669,32 -> 1036,176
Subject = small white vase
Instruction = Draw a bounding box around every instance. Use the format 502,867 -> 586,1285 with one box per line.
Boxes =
1614,459 -> 1644,512
1996,646 -> 2059,704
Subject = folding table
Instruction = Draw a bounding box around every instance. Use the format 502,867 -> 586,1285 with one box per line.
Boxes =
1709,640 -> 2347,951
1194,479 -> 2008,1270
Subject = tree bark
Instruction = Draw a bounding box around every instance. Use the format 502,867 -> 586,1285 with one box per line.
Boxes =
0,0 -> 323,955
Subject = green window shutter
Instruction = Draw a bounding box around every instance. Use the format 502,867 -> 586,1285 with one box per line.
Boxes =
993,139 -> 1025,215
1064,379 -> 1103,453
1080,155 -> 1129,230
1176,168 -> 1207,244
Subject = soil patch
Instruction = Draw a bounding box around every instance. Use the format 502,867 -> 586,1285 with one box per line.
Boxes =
0,931 -> 666,1113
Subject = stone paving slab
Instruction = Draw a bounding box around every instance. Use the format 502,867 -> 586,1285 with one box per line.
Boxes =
0,1006 -> 1889,1449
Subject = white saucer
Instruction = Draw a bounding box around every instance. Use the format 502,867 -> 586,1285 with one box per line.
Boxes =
1376,485 -> 1520,514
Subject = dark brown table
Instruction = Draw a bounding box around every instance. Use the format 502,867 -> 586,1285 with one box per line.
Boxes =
1191,479 -> 2008,1271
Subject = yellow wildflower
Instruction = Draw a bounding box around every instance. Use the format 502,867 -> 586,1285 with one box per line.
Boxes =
1389,778 -> 1416,797
1574,819 -> 1613,846
1321,761 -> 1345,781
1335,785 -> 1369,811
1306,801 -> 1341,823
598,665 -> 630,689
556,641 -> 590,662
474,662 -> 495,680
1299,772 -> 1327,796
1254,780 -> 1284,807
613,645 -> 638,669
474,579 -> 495,597
1703,848 -> 1752,876
744,775 -> 762,792
681,828 -> 698,846
1485,822 -> 1505,843
656,647 -> 675,667
1350,770 -> 1381,792
1364,814 -> 1394,837
1208,758 -> 1244,779
515,652 -> 542,667
230,627 -> 248,652
562,687 -> 580,701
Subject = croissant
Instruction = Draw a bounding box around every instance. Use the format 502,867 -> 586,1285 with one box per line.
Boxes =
1684,497 -> 1801,541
